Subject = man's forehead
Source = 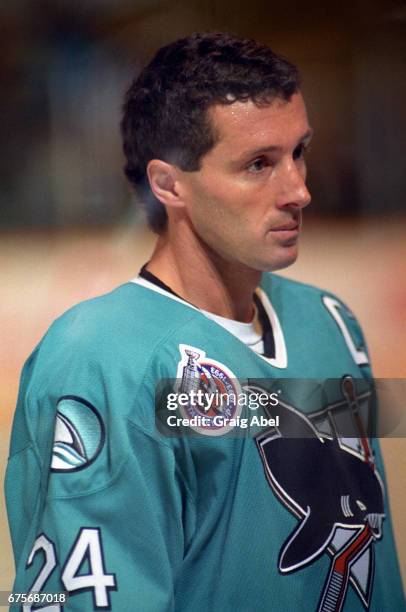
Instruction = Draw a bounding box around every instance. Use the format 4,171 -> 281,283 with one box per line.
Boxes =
208,92 -> 310,151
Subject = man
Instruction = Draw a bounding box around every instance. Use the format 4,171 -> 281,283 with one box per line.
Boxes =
6,32 -> 404,611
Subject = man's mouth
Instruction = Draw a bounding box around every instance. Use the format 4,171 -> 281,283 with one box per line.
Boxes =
271,220 -> 300,232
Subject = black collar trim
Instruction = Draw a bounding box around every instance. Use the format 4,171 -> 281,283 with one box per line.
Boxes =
138,263 -> 275,358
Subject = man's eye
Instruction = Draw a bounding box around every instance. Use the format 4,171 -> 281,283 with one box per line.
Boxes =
293,142 -> 310,161
247,158 -> 268,173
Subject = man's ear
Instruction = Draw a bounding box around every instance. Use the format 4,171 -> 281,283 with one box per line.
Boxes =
147,159 -> 184,209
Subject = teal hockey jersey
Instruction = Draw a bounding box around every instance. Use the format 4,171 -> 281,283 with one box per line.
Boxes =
5,273 -> 405,611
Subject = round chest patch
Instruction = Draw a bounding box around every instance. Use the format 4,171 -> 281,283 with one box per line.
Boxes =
176,344 -> 242,436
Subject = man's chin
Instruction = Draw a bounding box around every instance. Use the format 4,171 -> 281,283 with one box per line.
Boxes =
253,247 -> 299,273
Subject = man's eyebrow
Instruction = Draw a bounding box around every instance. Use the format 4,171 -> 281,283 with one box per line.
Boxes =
239,128 -> 314,160
299,128 -> 314,144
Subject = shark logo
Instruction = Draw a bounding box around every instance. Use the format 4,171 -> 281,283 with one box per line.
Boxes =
256,377 -> 385,611
51,396 -> 105,472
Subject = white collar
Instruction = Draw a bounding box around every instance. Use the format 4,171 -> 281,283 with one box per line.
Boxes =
131,276 -> 287,368
200,304 -> 263,348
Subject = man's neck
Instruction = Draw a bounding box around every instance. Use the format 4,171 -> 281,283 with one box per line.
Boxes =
146,226 -> 262,323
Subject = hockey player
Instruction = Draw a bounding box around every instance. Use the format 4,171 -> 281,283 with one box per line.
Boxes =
5,32 -> 404,611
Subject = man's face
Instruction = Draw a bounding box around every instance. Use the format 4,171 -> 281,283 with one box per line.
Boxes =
178,92 -> 312,272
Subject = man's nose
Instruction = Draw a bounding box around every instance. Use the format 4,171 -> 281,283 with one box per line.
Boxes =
275,160 -> 311,209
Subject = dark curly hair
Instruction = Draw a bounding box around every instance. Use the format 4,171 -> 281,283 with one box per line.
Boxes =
121,32 -> 301,233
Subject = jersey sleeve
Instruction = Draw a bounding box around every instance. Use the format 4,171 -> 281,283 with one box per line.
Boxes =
5,319 -> 193,612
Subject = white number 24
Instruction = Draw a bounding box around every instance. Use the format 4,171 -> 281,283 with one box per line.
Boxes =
24,528 -> 116,611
